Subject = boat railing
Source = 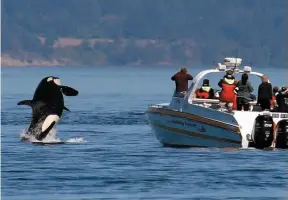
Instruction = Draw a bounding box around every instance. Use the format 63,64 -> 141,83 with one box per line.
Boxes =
190,98 -> 258,106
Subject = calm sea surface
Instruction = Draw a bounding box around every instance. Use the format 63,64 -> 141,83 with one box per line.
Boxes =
1,66 -> 287,200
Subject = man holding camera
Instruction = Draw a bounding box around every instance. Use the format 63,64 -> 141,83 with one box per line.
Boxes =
276,86 -> 288,113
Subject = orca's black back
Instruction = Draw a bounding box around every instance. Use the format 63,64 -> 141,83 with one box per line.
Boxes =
32,78 -> 64,116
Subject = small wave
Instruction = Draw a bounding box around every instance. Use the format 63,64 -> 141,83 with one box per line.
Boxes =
66,137 -> 87,143
239,147 -> 257,150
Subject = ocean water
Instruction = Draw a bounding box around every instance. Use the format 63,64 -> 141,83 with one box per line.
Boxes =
1,66 -> 287,200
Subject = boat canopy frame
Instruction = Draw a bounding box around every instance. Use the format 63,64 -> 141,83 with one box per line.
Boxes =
184,65 -> 266,104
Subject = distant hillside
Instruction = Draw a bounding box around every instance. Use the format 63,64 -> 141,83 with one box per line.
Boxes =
1,0 -> 287,67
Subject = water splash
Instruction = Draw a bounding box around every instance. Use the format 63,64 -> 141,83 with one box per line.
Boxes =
20,128 -> 31,141
20,128 -> 86,144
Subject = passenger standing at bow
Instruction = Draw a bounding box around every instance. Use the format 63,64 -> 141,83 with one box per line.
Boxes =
236,73 -> 254,111
218,70 -> 238,110
257,75 -> 272,111
171,67 -> 193,98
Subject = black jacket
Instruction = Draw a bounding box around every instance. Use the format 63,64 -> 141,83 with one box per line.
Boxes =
257,82 -> 272,102
276,92 -> 288,112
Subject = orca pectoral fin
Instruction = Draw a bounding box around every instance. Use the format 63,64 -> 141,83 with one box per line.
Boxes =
64,106 -> 71,112
36,121 -> 56,141
17,100 -> 33,106
60,86 -> 79,96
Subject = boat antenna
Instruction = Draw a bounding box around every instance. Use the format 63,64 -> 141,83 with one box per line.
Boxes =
234,48 -> 239,72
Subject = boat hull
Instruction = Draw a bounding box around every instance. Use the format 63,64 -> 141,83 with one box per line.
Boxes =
146,106 -> 242,148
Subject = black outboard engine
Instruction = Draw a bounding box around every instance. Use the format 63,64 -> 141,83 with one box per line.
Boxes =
275,119 -> 288,149
249,114 -> 274,149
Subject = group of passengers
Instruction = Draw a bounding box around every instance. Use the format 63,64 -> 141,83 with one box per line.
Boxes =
171,67 -> 288,113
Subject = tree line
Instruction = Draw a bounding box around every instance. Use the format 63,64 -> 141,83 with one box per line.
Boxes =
2,0 -> 286,66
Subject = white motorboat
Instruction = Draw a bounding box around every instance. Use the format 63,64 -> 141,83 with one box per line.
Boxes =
146,57 -> 288,149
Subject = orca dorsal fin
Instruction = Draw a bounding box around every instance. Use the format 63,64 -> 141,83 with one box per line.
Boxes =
64,106 -> 71,112
17,100 -> 33,106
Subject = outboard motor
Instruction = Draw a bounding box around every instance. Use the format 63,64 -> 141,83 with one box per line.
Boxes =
275,120 -> 288,149
249,114 -> 274,149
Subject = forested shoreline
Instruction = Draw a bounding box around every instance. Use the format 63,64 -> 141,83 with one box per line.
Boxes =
2,0 -> 286,67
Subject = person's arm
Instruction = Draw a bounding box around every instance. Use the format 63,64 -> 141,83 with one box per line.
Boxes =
275,93 -> 282,109
268,83 -> 273,100
282,88 -> 288,95
248,82 -> 254,93
257,85 -> 261,104
209,88 -> 215,99
186,74 -> 193,80
218,79 -> 223,88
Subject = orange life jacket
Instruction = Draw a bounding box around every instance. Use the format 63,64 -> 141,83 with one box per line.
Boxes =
219,83 -> 236,103
196,89 -> 209,99
270,95 -> 276,108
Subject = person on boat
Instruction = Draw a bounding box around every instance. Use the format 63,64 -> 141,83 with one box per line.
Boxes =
195,79 -> 215,99
271,86 -> 279,110
275,87 -> 288,113
171,67 -> 193,98
236,73 -> 254,111
218,70 -> 238,109
257,75 -> 272,111
218,70 -> 237,88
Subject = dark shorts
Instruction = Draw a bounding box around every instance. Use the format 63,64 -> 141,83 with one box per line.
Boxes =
237,97 -> 250,111
237,97 -> 250,105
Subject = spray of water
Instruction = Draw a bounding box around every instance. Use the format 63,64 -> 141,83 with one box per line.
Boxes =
20,127 -> 87,144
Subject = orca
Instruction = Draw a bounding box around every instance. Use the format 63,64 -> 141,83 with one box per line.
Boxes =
17,76 -> 78,141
